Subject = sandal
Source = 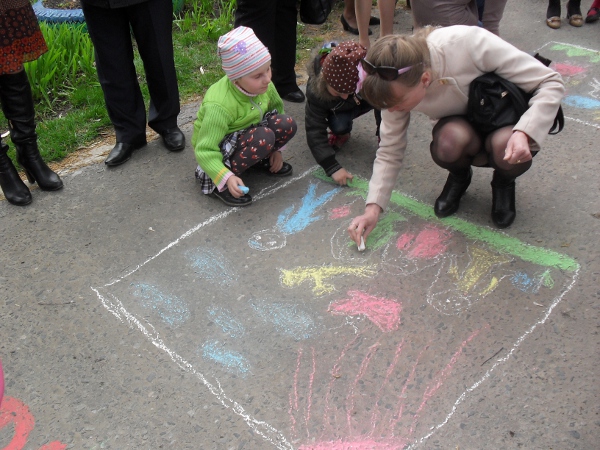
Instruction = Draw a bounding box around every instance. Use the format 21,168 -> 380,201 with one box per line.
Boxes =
546,16 -> 561,28
567,13 -> 584,26
586,7 -> 600,23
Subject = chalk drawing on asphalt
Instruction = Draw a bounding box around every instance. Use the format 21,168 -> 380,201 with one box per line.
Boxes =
248,182 -> 342,251
92,167 -> 580,449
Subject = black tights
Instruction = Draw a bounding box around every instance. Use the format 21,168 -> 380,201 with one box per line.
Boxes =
547,0 -> 581,18
430,116 -> 532,183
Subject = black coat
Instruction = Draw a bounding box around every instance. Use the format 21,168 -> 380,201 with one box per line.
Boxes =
305,53 -> 372,176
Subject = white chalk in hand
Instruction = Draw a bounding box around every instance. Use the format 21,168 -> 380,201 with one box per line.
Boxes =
358,235 -> 366,252
238,185 -> 249,194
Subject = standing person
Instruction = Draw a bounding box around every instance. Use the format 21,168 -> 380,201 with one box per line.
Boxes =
305,41 -> 381,186
411,0 -> 508,35
192,27 -> 297,207
347,26 -> 564,246
352,0 -> 397,49
81,0 -> 185,167
235,0 -> 305,103
0,0 -> 63,206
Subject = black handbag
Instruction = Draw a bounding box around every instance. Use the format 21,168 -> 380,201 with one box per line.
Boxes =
299,0 -> 334,25
467,53 -> 564,135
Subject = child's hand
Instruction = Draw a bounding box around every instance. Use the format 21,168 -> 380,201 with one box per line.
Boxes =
269,151 -> 283,173
226,176 -> 246,197
331,168 -> 353,186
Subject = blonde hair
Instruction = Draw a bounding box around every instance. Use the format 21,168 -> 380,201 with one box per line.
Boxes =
360,28 -> 435,110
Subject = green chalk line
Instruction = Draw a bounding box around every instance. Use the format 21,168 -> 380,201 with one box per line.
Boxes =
314,169 -> 579,272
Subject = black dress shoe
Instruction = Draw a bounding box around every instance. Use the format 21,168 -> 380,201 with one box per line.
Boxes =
491,179 -> 516,228
434,168 -> 472,218
160,127 -> 185,152
250,159 -> 293,177
281,90 -> 305,103
210,188 -> 252,207
340,14 -> 372,35
105,141 -> 146,166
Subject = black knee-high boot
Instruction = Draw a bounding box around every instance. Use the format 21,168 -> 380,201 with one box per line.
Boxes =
0,136 -> 32,206
0,71 -> 62,191
491,170 -> 516,228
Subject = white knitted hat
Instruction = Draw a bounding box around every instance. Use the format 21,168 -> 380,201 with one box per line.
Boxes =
218,26 -> 271,80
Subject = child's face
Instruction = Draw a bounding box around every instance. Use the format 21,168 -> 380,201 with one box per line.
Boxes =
326,84 -> 350,100
236,62 -> 272,95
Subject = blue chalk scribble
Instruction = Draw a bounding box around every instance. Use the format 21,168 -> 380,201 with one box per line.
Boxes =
186,247 -> 237,286
208,305 -> 245,338
276,182 -> 342,235
563,95 -> 600,110
511,271 -> 541,293
131,283 -> 190,327
251,301 -> 318,340
202,340 -> 250,376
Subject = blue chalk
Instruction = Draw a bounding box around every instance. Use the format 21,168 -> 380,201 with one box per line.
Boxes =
238,185 -> 250,194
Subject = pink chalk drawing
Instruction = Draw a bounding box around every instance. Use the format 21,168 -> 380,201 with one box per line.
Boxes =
382,225 -> 453,275
329,291 -> 402,332
288,305 -> 485,449
329,205 -> 352,220
553,62 -> 586,79
0,396 -> 66,450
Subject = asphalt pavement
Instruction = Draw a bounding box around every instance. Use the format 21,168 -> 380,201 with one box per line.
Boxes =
1,1 -> 599,449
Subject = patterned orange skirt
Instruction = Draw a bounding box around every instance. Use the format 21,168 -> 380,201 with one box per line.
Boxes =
0,0 -> 48,75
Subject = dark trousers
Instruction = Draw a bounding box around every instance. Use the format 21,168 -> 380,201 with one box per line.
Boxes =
82,0 -> 180,144
234,0 -> 299,96
329,105 -> 382,136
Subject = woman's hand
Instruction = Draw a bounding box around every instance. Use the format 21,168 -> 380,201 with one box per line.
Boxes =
504,131 -> 532,164
347,203 -> 382,247
269,151 -> 283,173
226,175 -> 246,197
331,168 -> 354,186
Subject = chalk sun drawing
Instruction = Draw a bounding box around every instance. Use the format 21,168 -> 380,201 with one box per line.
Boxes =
248,182 -> 342,251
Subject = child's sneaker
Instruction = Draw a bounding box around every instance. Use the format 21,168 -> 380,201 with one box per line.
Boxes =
328,132 -> 351,150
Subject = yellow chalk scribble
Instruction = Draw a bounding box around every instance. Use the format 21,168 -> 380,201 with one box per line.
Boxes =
450,246 -> 511,295
281,265 -> 378,296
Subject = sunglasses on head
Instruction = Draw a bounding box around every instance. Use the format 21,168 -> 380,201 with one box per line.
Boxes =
360,59 -> 422,81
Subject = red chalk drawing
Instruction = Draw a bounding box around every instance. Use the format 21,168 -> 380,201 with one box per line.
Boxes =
329,205 -> 352,220
553,62 -> 586,78
330,291 -> 402,332
0,396 -> 66,450
395,225 -> 452,259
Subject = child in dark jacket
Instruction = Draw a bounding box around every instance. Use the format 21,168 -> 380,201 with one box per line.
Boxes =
305,41 -> 381,186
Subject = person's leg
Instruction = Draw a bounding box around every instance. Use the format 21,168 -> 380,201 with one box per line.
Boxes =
355,0 -> 373,48
82,3 -> 147,145
566,0 -> 583,26
229,127 -> 276,174
128,0 -> 181,137
0,71 -> 62,191
411,0 -> 478,29
430,116 -> 482,218
378,0 -> 396,37
485,126 -> 531,228
546,0 -> 562,28
342,0 -> 358,29
481,0 -> 507,35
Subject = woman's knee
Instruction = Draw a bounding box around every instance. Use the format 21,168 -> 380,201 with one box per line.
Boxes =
431,119 -> 480,162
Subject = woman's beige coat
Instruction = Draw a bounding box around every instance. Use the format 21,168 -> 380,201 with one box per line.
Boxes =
367,25 -> 565,210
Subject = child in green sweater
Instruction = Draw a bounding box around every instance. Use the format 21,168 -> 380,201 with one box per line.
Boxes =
192,26 -> 297,207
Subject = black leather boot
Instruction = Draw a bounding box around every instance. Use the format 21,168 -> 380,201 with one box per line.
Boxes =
434,168 -> 472,218
0,71 -> 63,191
491,173 -> 516,228
0,137 -> 32,206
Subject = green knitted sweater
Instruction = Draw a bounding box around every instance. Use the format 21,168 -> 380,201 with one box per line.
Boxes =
192,75 -> 285,188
